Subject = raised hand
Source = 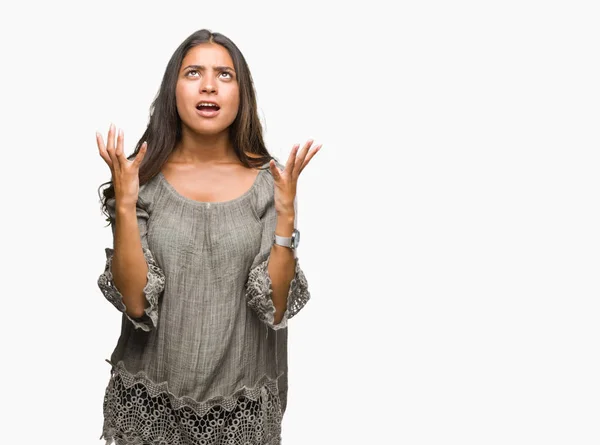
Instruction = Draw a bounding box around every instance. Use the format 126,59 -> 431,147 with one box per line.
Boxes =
96,123 -> 147,208
269,139 -> 322,216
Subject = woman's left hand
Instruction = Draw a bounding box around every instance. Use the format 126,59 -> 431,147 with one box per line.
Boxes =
269,139 -> 322,216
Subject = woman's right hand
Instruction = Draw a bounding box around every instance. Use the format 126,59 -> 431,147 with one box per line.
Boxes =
96,123 -> 147,208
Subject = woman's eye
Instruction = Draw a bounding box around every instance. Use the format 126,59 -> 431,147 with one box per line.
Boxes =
186,70 -> 232,79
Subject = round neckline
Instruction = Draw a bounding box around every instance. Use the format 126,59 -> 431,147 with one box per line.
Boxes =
157,166 -> 267,207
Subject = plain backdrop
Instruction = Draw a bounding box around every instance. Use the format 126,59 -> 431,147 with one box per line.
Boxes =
0,0 -> 598,444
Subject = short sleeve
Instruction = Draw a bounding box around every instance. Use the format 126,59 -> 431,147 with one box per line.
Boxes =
97,196 -> 166,332
245,174 -> 310,330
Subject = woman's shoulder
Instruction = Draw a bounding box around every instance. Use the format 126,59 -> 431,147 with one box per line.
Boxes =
251,158 -> 284,217
254,158 -> 284,192
256,158 -> 284,180
136,172 -> 162,213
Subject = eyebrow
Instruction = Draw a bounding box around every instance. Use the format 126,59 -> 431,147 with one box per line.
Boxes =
182,65 -> 235,72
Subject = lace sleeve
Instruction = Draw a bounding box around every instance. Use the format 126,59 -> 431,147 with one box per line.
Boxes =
245,187 -> 311,330
246,256 -> 310,330
98,247 -> 166,332
97,196 -> 166,331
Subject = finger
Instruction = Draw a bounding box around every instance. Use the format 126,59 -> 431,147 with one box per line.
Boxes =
106,123 -> 116,153
96,131 -> 113,169
293,139 -> 314,176
115,127 -> 128,167
133,142 -> 148,169
106,124 -> 119,173
299,144 -> 322,174
285,144 -> 299,174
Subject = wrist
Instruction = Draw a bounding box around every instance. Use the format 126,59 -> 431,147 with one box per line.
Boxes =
116,203 -> 136,214
276,200 -> 295,216
275,213 -> 295,237
276,211 -> 295,221
115,202 -> 136,213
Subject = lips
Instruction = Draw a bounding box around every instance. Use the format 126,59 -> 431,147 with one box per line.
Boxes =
196,107 -> 220,118
195,101 -> 220,118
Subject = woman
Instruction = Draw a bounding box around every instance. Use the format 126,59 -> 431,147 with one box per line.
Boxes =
96,28 -> 321,445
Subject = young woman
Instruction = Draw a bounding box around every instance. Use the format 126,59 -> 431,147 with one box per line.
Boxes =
96,28 -> 321,445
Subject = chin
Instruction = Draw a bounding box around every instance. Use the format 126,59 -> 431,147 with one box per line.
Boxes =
201,122 -> 236,134
202,128 -> 229,136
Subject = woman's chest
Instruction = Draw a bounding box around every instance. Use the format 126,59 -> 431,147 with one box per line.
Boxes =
146,203 -> 263,265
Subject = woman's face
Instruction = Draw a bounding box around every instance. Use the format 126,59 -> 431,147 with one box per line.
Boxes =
175,43 -> 240,136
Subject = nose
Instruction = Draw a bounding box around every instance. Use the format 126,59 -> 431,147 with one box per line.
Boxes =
201,78 -> 216,93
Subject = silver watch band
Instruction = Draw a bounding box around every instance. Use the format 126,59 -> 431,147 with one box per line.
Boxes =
274,234 -> 293,248
273,198 -> 299,251
274,227 -> 299,249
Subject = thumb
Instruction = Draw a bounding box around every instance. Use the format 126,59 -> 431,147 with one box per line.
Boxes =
133,142 -> 148,168
269,159 -> 282,180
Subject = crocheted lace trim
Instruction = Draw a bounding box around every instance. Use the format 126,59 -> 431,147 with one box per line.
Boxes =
246,257 -> 310,330
100,360 -> 282,445
98,247 -> 166,332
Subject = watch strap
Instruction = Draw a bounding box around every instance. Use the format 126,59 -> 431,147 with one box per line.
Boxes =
274,234 -> 293,248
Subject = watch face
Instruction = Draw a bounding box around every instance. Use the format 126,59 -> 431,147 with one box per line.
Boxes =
292,229 -> 300,248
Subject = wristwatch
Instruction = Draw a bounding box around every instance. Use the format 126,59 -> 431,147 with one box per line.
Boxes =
274,229 -> 300,249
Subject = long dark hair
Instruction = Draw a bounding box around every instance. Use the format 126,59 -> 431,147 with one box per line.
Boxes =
97,29 -> 275,224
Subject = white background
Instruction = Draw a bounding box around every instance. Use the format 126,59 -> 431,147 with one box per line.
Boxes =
0,0 -> 598,444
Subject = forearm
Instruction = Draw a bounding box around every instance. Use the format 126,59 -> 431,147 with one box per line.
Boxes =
267,212 -> 296,325
112,204 -> 150,318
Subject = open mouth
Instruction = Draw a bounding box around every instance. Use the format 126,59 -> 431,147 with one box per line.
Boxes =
196,102 -> 220,118
196,103 -> 220,111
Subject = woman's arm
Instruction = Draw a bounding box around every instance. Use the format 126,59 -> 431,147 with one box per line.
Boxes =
98,196 -> 166,332
268,212 -> 296,325
111,203 -> 150,319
